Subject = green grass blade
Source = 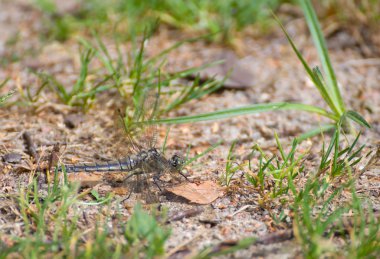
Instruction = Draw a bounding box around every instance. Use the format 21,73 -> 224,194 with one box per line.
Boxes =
78,38 -> 114,75
132,31 -> 147,97
346,131 -> 361,157
0,89 -> 15,105
274,131 -> 286,161
183,140 -> 222,167
263,156 -> 277,172
332,127 -> 340,173
0,77 -> 9,89
348,145 -> 365,163
312,67 -> 337,111
72,49 -> 93,96
93,32 -> 117,74
272,12 -> 339,116
296,124 -> 335,142
37,72 -> 69,103
319,128 -> 337,170
345,110 -> 371,128
299,0 -> 345,114
161,127 -> 171,155
155,102 -> 337,124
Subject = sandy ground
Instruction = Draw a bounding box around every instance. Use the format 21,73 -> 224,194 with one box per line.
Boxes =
0,1 -> 379,257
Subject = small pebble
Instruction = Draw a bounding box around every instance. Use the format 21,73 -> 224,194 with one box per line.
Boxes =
2,153 -> 22,163
64,114 -> 83,129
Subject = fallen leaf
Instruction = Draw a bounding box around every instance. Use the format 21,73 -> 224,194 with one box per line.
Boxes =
166,180 -> 224,205
67,172 -> 103,187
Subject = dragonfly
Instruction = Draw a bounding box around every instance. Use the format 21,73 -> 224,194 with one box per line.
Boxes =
59,89 -> 187,203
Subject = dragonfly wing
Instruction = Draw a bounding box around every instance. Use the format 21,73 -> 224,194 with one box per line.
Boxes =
140,162 -> 159,203
121,164 -> 159,203
128,88 -> 160,150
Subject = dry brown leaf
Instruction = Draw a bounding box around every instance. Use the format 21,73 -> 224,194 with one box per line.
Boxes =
67,172 -> 103,187
166,180 -> 224,204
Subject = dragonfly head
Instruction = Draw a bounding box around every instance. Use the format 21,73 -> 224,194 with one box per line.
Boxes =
169,154 -> 184,169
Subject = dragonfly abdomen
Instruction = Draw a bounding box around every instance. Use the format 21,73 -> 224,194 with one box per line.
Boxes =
62,156 -> 140,173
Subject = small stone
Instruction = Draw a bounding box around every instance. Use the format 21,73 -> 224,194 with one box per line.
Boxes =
2,153 -> 22,164
64,114 -> 84,129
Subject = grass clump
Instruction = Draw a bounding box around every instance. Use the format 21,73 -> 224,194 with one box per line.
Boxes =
291,178 -> 379,258
291,177 -> 350,258
14,32 -> 224,113
125,204 -> 171,258
221,140 -> 246,187
318,127 -> 364,178
79,32 -> 224,114
0,172 -> 170,258
239,129 -> 378,257
246,133 -> 307,203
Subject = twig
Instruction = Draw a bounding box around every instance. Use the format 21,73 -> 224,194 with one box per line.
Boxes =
256,229 -> 294,245
356,145 -> 379,178
22,131 -> 39,161
46,143 -> 61,183
167,207 -> 204,223
228,205 -> 256,218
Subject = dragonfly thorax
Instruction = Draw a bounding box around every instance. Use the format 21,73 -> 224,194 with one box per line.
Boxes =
137,148 -> 160,162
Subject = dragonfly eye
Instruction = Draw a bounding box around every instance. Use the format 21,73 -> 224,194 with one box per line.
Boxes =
170,154 -> 184,168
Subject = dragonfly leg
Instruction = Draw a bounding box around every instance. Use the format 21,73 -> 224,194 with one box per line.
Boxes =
126,188 -> 133,200
153,175 -> 163,192
178,171 -> 191,182
121,187 -> 134,203
121,171 -> 142,202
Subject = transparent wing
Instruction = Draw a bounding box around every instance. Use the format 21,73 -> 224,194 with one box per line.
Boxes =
122,88 -> 160,152
141,162 -> 160,203
117,112 -> 143,154
112,87 -> 160,156
121,163 -> 159,204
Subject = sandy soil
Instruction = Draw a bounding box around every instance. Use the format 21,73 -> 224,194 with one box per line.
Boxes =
0,1 -> 379,257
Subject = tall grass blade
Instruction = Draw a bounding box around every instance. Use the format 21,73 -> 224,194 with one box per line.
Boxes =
274,132 -> 286,161
296,124 -> 335,142
155,102 -> 337,124
71,49 -> 94,97
183,140 -> 222,167
272,12 -> 340,116
312,67 -> 336,111
345,111 -> 371,128
0,89 -> 15,105
299,0 -> 345,114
